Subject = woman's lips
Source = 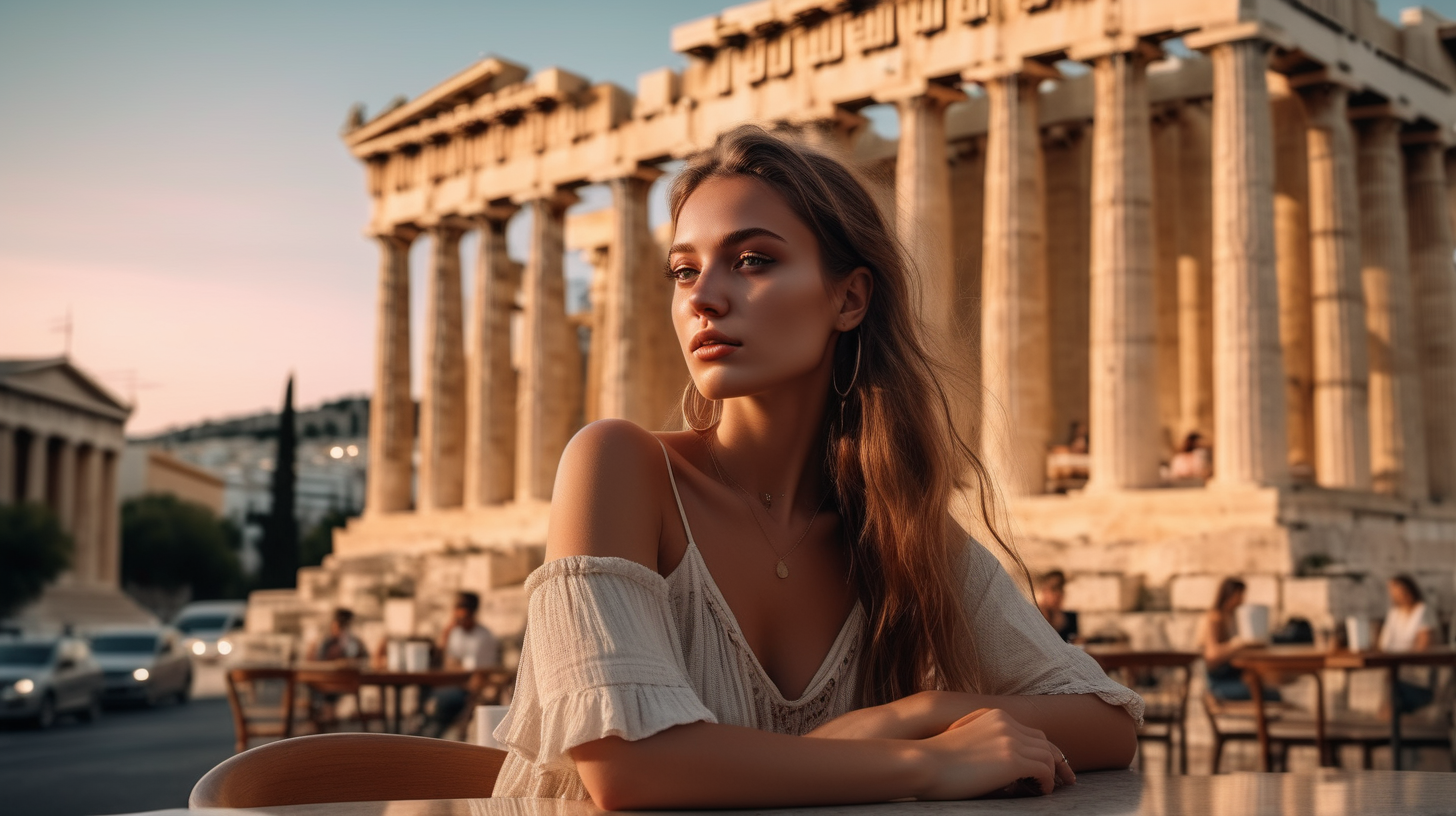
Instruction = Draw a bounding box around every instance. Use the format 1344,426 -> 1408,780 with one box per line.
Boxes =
693,342 -> 739,362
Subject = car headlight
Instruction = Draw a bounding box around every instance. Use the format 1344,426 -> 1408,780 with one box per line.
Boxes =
132,668 -> 149,682
217,640 -> 232,656
191,641 -> 207,656
13,678 -> 34,695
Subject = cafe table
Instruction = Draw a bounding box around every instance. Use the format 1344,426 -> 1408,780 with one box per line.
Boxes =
112,769 -> 1456,816
1323,647 -> 1456,770
357,670 -> 475,735
1229,647 -> 1333,772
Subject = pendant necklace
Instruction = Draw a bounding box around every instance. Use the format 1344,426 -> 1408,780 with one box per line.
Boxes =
705,435 -> 827,579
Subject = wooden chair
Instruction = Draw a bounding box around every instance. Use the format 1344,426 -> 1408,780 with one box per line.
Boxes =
436,669 -> 517,741
294,666 -> 385,733
1126,664 -> 1192,774
189,732 -> 507,808
224,667 -> 297,754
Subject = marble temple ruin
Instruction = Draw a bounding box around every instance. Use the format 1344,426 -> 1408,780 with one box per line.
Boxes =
246,0 -> 1456,685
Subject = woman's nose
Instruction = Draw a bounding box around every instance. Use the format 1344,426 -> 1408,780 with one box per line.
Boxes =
686,266 -> 730,318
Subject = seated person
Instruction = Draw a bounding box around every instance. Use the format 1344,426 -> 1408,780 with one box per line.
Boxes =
1378,574 -> 1436,714
1036,571 -> 1079,644
313,608 -> 369,662
425,591 -> 500,736
1167,432 -> 1211,482
1197,578 -> 1276,702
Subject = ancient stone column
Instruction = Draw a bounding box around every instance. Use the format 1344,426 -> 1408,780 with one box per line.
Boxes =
980,72 -> 1050,496
895,87 -> 962,342
418,222 -> 468,511
1271,73 -> 1315,481
0,426 -> 14,504
23,432 -> 47,504
1406,140 -> 1456,502
1207,40 -> 1289,487
365,230 -> 417,514
1087,49 -> 1160,490
1177,101 -> 1215,440
1045,125 -> 1093,446
1151,104 -> 1183,451
464,207 -> 520,508
1356,116 -> 1430,498
599,171 -> 663,427
951,137 -> 987,450
53,438 -> 76,533
517,190 -> 581,502
73,445 -> 98,582
98,449 -> 119,586
1299,82 -> 1371,490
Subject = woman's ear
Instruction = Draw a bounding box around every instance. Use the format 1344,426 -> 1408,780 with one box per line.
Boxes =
837,266 -> 873,331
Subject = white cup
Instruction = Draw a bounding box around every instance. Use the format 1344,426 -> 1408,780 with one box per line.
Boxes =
474,704 -> 510,749
1346,616 -> 1372,652
385,641 -> 404,672
404,641 -> 431,672
1236,603 -> 1271,642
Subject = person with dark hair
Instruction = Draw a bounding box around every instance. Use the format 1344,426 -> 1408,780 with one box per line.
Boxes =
1036,571 -> 1079,643
1195,578 -> 1271,701
1167,432 -> 1211,481
1379,574 -> 1436,714
425,591 -> 500,737
490,125 -> 1141,806
313,608 -> 368,662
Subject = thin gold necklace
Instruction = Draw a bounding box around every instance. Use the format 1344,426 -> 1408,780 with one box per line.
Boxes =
705,434 -> 828,579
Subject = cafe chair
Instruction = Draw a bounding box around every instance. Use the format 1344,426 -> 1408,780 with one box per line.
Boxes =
189,732 -> 507,808
1201,692 -> 1316,773
1127,664 -> 1193,774
224,667 -> 298,754
439,668 -> 517,741
294,666 -> 385,733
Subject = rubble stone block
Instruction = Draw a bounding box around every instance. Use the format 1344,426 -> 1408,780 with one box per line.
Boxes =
1171,575 -> 1223,610
1064,573 -> 1141,612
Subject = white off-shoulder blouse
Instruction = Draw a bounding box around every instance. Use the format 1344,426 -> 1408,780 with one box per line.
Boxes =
492,442 -> 1143,799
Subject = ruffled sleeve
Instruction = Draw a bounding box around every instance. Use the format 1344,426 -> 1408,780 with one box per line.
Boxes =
960,539 -> 1145,726
493,556 -> 717,792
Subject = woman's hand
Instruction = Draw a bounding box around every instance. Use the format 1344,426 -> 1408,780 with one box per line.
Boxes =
915,708 -> 1075,801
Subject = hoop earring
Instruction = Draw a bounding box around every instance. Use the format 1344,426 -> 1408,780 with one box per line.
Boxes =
833,330 -> 862,399
680,380 -> 722,432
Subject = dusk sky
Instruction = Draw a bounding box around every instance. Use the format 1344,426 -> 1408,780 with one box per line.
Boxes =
0,0 -> 1441,434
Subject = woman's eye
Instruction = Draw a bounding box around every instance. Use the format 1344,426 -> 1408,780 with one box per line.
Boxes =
738,253 -> 773,269
664,263 -> 700,282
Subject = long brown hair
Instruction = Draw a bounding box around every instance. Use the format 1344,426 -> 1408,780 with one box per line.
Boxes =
669,124 -> 1020,705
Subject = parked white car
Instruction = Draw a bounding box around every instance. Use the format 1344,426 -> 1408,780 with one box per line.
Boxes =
89,627 -> 193,707
0,636 -> 104,728
171,601 -> 247,661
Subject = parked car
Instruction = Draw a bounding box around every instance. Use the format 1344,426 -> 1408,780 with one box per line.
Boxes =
0,636 -> 104,728
89,627 -> 193,706
172,601 -> 247,661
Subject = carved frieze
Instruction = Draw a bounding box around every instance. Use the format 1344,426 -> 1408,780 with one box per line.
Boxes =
950,0 -> 992,25
801,15 -> 845,67
902,0 -> 946,35
846,3 -> 897,54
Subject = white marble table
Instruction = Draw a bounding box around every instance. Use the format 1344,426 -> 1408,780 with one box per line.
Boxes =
124,770 -> 1456,816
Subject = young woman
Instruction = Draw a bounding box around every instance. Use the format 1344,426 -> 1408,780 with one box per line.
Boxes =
493,126 -> 1141,808
1196,578 -> 1271,701
1378,574 -> 1436,714
1036,571 -> 1079,644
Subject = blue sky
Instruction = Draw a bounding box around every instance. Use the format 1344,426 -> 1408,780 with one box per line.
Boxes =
0,0 -> 1445,433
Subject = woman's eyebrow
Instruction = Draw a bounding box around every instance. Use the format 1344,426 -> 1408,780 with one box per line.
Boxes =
668,227 -> 788,258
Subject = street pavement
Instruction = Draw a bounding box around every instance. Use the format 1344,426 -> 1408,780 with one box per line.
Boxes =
0,664 -> 232,816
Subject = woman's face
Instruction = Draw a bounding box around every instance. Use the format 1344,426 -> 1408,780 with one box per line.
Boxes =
668,174 -> 857,401
1389,580 -> 1413,608
1223,589 -> 1245,614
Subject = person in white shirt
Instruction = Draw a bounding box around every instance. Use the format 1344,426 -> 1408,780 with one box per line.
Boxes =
426,591 -> 499,736
1378,574 -> 1436,714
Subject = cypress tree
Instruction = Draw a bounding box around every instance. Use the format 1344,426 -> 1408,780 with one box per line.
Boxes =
258,375 -> 299,588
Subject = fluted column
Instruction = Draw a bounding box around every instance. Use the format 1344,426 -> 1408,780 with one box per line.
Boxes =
464,207 -> 520,508
1177,101 -> 1215,439
1044,125 -> 1093,443
1406,140 -> 1456,502
1207,40 -> 1288,487
599,170 -> 663,427
1271,73 -> 1316,480
98,449 -> 119,586
53,438 -> 76,532
981,72 -> 1050,495
1299,82 -> 1371,490
1087,48 -> 1160,489
1151,105 -> 1183,450
1356,116 -> 1427,497
74,445 -> 99,582
0,425 -> 14,504
418,222 -> 467,511
517,190 -> 581,502
951,137 -> 987,450
365,229 -> 417,514
23,432 -> 46,504
894,87 -> 963,342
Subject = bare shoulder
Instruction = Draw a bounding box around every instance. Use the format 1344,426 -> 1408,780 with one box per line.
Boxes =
545,419 -> 671,568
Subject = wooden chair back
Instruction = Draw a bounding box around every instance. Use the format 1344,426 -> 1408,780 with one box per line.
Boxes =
224,667 -> 297,754
189,732 -> 508,808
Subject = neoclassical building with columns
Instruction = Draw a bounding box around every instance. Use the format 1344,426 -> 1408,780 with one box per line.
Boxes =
253,0 -> 1456,660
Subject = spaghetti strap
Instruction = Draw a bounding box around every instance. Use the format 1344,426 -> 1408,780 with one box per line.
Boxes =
656,438 -> 698,548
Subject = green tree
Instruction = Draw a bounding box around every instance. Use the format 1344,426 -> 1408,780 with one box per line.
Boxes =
121,494 -> 244,600
258,375 -> 299,589
299,506 -> 356,569
0,503 -> 73,619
